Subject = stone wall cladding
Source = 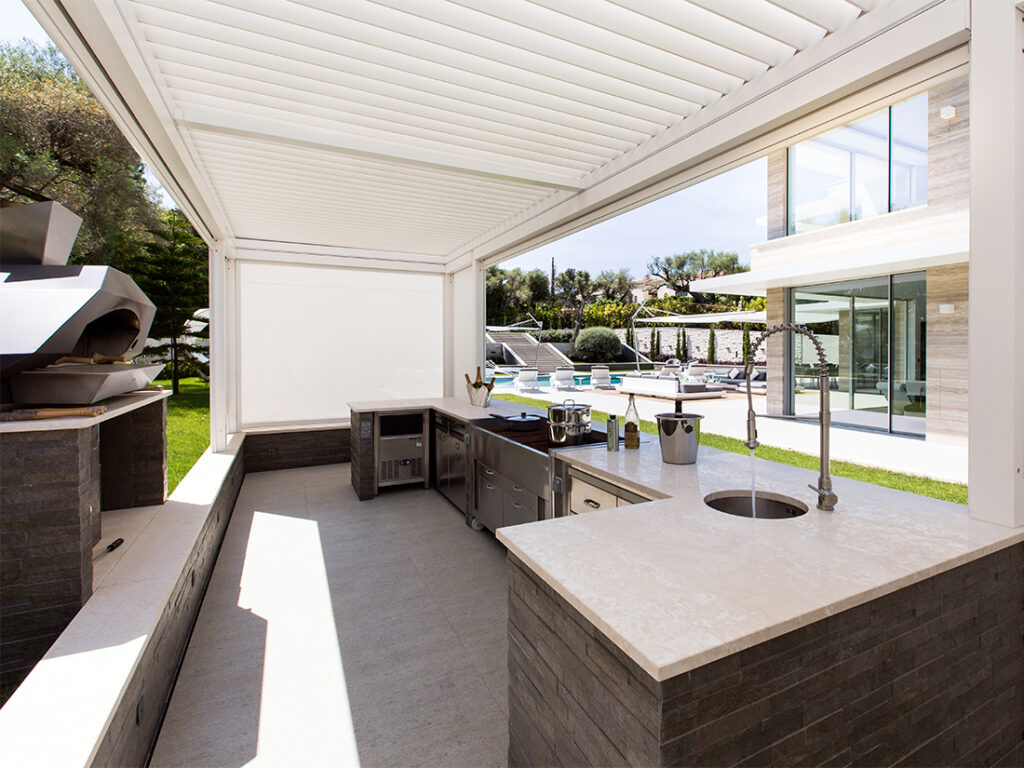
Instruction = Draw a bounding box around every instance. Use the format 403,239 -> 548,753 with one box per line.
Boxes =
90,444 -> 245,768
245,427 -> 350,473
765,287 -> 786,417
509,543 -> 1024,767
350,411 -> 375,500
0,427 -> 99,696
927,263 -> 969,438
99,398 -> 167,511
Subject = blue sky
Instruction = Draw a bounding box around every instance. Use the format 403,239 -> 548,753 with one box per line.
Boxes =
4,0 -> 177,208
6,0 -> 765,269
509,158 -> 767,278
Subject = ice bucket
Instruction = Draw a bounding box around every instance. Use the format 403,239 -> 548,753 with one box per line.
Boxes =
655,413 -> 703,465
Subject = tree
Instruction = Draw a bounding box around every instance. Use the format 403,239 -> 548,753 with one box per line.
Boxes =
649,326 -> 660,358
647,250 -> 748,297
742,325 -> 752,365
707,326 -> 717,364
675,328 -> 684,360
681,328 -> 689,360
524,269 -> 550,306
1,40 -> 159,268
625,325 -> 634,351
594,269 -> 633,303
131,210 -> 208,394
554,268 -> 593,346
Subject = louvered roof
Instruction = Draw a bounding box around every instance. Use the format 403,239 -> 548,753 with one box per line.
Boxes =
83,0 -> 881,261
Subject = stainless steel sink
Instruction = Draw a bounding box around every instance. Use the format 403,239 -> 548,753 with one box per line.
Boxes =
704,490 -> 808,519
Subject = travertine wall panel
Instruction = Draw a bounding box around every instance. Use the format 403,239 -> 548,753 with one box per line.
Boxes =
927,263 -> 969,438
766,149 -> 788,240
765,288 -> 786,415
927,76 -> 970,211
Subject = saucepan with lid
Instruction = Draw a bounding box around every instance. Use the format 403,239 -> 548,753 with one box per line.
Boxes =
491,411 -> 546,431
547,399 -> 592,444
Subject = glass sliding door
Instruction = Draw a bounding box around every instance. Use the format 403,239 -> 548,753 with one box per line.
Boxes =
791,273 -> 923,435
890,273 -> 927,435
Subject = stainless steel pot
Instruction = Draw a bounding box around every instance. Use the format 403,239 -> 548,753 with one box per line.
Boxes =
547,399 -> 591,425
547,399 -> 592,444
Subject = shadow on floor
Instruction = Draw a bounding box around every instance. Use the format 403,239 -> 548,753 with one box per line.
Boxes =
151,465 -> 509,768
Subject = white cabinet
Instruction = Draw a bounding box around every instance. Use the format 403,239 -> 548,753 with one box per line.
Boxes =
567,468 -> 651,515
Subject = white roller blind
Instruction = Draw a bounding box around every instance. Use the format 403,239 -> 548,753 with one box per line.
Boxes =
451,266 -> 480,393
237,261 -> 444,427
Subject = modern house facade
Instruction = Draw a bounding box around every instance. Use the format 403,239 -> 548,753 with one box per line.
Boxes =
695,72 -> 969,441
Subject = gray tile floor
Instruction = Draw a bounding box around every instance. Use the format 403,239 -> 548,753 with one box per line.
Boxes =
151,465 -> 509,768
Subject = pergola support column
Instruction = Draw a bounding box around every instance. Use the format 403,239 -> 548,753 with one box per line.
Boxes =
967,0 -> 1024,527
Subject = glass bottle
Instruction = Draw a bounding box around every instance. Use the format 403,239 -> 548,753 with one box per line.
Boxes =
624,394 -> 640,449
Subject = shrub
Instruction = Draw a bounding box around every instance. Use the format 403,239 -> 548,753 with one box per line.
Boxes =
625,325 -> 634,350
537,329 -> 572,343
742,325 -> 751,364
707,326 -> 716,364
573,326 -> 622,362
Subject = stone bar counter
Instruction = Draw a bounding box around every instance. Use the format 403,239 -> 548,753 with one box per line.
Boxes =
498,441 -> 1024,767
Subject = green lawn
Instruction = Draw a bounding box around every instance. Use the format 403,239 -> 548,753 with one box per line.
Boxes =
494,393 -> 967,505
155,377 -> 210,492
151,382 -> 966,504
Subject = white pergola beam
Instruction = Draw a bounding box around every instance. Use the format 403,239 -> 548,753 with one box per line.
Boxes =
967,0 -> 1024,527
233,239 -> 448,266
176,106 -> 585,190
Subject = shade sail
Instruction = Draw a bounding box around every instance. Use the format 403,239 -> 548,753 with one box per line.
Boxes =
633,309 -> 767,325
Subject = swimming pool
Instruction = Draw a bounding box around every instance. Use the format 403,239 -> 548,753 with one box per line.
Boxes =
491,373 -> 625,390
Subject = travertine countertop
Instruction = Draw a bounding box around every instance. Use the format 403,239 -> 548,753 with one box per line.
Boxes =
497,440 -> 1024,682
0,389 -> 170,433
348,395 -> 543,422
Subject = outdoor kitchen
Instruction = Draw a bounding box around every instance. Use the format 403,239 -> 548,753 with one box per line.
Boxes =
0,201 -> 169,695
2,1 -> 1023,767
347,382 -> 1024,766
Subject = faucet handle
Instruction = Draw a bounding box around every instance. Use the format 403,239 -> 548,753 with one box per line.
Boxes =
808,484 -> 838,511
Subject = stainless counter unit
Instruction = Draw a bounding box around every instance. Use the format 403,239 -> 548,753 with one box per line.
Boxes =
434,413 -> 467,512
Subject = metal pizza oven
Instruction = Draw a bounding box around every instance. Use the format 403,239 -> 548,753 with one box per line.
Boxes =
0,201 -> 162,405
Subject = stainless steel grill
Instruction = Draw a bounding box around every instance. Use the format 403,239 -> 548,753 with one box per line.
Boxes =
0,202 -> 163,405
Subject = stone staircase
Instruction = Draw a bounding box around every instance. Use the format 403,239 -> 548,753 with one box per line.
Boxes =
486,331 -> 572,373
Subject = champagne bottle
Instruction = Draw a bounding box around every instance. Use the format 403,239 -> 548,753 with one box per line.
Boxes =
624,394 -> 640,449
475,367 -> 483,387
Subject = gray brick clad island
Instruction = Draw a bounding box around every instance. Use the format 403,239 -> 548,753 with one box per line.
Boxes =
507,548 -> 1024,767
499,441 -> 1024,768
0,391 -> 168,696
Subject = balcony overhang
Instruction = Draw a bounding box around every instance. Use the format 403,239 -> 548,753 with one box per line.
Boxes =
692,232 -> 969,296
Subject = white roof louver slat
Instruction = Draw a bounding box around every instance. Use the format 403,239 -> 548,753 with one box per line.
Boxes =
768,0 -> 863,32
65,0 -> 899,264
684,0 -> 828,50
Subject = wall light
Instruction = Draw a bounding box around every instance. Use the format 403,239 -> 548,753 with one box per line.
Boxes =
939,105 -> 957,121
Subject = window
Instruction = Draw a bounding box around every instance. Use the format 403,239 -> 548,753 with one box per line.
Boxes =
787,93 -> 928,235
789,272 -> 927,436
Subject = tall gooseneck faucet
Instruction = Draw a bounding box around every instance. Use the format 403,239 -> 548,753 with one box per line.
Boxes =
745,323 -> 838,511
